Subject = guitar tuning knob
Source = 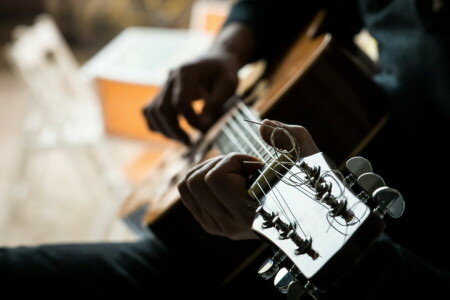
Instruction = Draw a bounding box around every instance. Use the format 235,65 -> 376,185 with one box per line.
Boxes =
356,172 -> 386,202
346,156 -> 373,177
273,267 -> 294,294
258,250 -> 286,280
373,186 -> 405,218
274,268 -> 317,300
345,156 -> 373,188
287,281 -> 306,300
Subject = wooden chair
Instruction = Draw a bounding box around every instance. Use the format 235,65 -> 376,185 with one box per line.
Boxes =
3,13 -> 130,239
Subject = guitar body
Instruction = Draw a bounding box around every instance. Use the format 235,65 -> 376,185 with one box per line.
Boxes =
122,12 -> 389,298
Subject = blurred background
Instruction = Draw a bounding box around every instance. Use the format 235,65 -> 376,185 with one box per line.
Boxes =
1,0 -> 211,65
0,0 -> 232,247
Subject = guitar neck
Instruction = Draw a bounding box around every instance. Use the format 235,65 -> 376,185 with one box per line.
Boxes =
213,101 -> 271,159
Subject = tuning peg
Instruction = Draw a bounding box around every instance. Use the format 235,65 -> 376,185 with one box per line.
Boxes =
273,268 -> 294,294
258,250 -> 286,280
287,280 -> 306,300
344,156 -> 373,188
373,186 -> 405,218
346,156 -> 373,177
274,267 -> 292,294
356,172 -> 386,202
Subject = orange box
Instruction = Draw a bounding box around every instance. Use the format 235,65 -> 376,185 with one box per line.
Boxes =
95,78 -> 161,140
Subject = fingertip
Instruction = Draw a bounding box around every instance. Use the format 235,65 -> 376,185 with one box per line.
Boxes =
259,119 -> 284,142
262,119 -> 284,127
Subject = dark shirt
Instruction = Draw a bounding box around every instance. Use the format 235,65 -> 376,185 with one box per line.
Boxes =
225,0 -> 450,298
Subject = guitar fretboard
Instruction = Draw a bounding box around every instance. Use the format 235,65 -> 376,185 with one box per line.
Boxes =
213,101 -> 274,163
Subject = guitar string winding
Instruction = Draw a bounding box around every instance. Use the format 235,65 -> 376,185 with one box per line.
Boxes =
239,118 -> 357,234
262,123 -> 359,231
238,115 -> 309,235
325,201 -> 366,237
258,167 -> 307,237
216,105 -> 356,241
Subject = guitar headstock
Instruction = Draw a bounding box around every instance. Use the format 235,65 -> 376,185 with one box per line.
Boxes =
248,152 -> 404,299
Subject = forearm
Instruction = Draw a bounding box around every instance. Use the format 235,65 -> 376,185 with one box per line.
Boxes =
221,0 -> 323,61
207,1 -> 326,69
208,22 -> 257,69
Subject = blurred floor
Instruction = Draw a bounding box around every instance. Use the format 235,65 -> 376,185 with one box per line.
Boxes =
0,66 -> 158,247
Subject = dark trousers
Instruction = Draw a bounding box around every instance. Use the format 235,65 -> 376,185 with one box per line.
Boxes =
0,237 -> 186,298
1,232 -> 450,299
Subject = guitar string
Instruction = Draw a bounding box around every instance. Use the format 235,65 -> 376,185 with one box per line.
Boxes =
228,116 -> 264,158
233,109 -> 272,160
249,172 -> 308,237
239,116 -> 360,236
243,127 -> 356,245
214,103 -> 355,239
233,107 -> 344,233
258,168 -> 307,237
215,107 -> 305,231
233,107 -> 304,218
232,108 -> 311,235
330,201 -> 365,239
221,125 -> 249,154
258,133 -> 360,238
237,115 -> 320,200
253,125 -> 357,226
240,114 -> 345,199
251,154 -> 336,219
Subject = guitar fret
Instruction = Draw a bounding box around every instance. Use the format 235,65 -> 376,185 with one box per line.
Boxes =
219,136 -> 235,154
220,124 -> 248,154
212,101 -> 282,172
227,117 -> 262,158
235,106 -> 274,161
237,101 -> 259,122
216,132 -> 233,153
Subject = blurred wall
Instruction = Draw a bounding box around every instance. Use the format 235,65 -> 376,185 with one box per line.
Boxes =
44,0 -> 196,61
0,0 -> 197,66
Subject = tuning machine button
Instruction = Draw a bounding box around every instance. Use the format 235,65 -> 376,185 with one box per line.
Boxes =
258,250 -> 286,280
344,156 -> 372,188
274,267 -> 318,300
274,267 -> 293,294
373,187 -> 405,218
287,281 -> 306,300
274,266 -> 301,294
356,172 -> 386,202
357,172 -> 385,194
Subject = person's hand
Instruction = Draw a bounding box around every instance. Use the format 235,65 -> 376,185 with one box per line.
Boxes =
177,119 -> 319,240
142,51 -> 240,145
142,23 -> 257,145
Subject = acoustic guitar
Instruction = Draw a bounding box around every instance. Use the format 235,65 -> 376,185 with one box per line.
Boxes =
121,11 -> 393,299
